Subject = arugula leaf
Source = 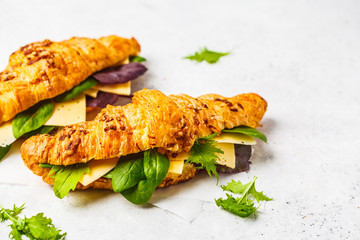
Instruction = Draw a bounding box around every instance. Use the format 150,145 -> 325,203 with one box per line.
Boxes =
221,177 -> 272,203
0,203 -> 66,240
0,204 -> 24,222
50,163 -> 90,199
24,125 -> 56,138
222,125 -> 267,143
26,213 -> 65,240
0,144 -> 12,162
184,47 -> 229,64
12,100 -> 54,139
110,158 -> 146,192
215,193 -> 257,218
187,135 -> 223,182
216,177 -> 272,218
129,56 -> 146,63
121,149 -> 169,205
53,77 -> 98,103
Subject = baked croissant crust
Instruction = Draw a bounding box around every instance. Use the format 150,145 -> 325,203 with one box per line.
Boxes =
0,35 -> 140,124
20,89 -> 267,189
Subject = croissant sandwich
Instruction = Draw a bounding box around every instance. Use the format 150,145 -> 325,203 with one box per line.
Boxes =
20,89 -> 268,205
0,35 -> 147,161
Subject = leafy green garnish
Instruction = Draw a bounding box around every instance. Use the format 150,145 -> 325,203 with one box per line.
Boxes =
187,134 -> 223,182
184,47 -> 229,64
216,177 -> 272,218
0,144 -> 12,162
110,158 -> 146,193
129,56 -> 146,63
39,163 -> 53,168
221,178 -> 272,203
215,194 -> 257,218
24,126 -> 56,139
12,100 -> 54,139
53,77 -> 98,103
0,203 -> 66,240
121,149 -> 169,205
50,163 -> 90,199
222,125 -> 267,143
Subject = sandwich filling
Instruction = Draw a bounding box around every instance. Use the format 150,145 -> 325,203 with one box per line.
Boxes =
38,126 -> 266,205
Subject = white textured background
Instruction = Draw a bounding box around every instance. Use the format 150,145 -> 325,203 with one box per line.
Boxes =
0,0 -> 360,239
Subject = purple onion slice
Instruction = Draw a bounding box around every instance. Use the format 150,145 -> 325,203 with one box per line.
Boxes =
92,62 -> 147,84
217,145 -> 252,173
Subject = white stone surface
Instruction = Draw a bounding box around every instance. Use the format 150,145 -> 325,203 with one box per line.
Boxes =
0,0 -> 360,239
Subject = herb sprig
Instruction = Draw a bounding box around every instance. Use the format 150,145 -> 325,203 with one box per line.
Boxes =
184,47 -> 229,64
187,134 -> 223,182
0,203 -> 66,240
215,177 -> 272,218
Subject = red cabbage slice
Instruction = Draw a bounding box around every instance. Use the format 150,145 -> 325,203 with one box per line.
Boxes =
92,62 -> 147,84
86,92 -> 119,108
217,145 -> 252,173
86,92 -> 132,108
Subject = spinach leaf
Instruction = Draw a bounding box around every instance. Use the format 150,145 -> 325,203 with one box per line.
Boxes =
121,180 -> 158,205
24,126 -> 56,138
143,149 -> 170,185
12,100 -> 54,139
53,77 -> 98,103
111,158 -> 146,192
0,144 -> 11,161
222,125 -> 267,143
50,163 -> 90,199
129,56 -> 146,63
121,149 -> 169,205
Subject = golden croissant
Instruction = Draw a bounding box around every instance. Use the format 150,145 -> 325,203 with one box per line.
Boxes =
0,35 -> 140,124
21,89 -> 267,190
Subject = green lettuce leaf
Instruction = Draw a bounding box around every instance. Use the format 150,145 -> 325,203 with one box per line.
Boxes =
184,47 -> 229,64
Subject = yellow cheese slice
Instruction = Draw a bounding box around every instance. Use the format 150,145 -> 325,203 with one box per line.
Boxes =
44,94 -> 86,126
79,158 -> 119,186
168,160 -> 185,174
83,88 -> 99,98
169,152 -> 190,161
0,121 -> 16,147
214,133 -> 256,145
92,81 -> 131,96
215,142 -> 235,169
